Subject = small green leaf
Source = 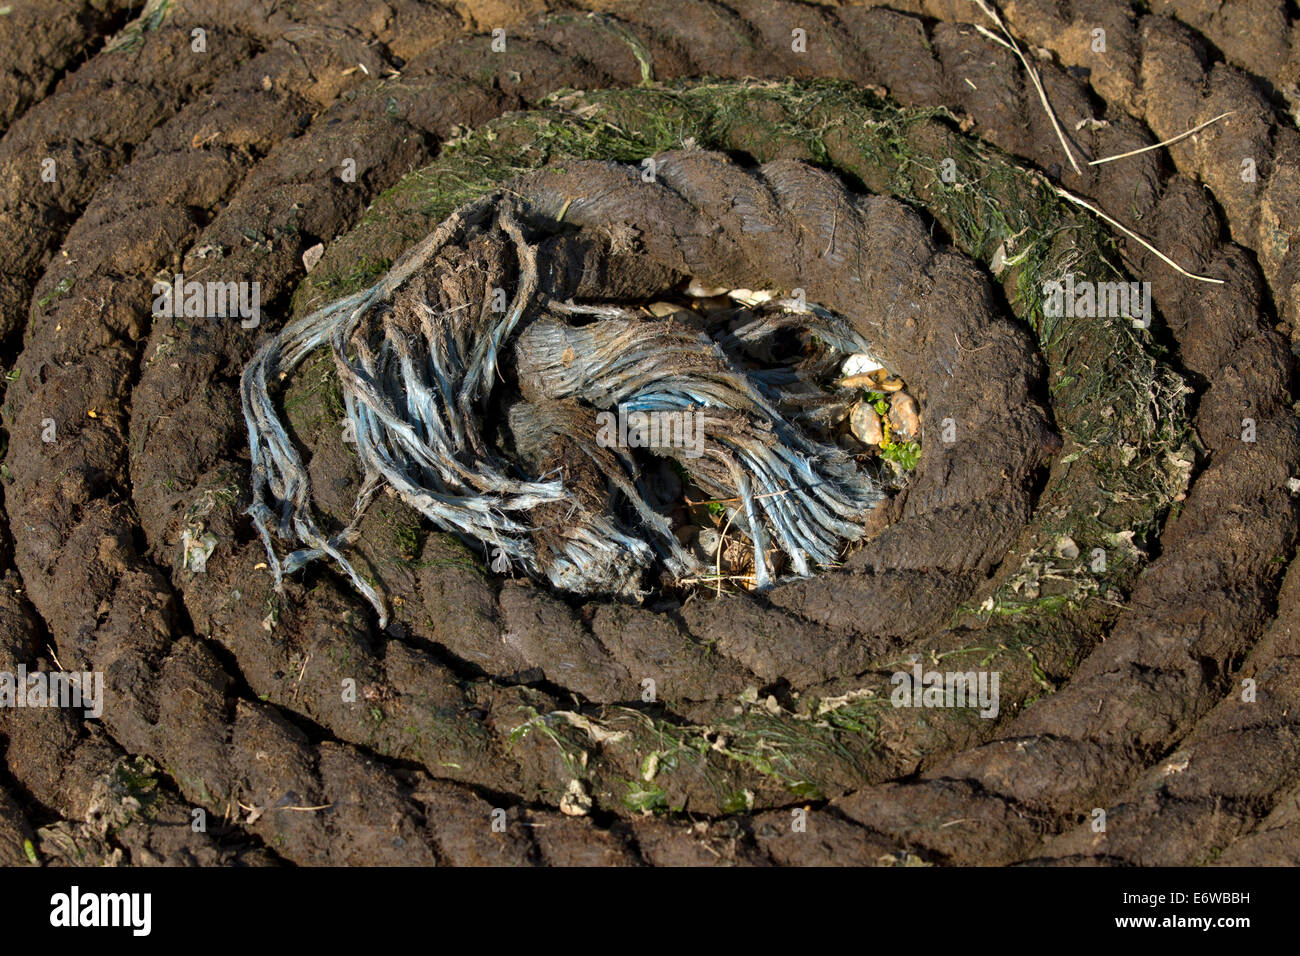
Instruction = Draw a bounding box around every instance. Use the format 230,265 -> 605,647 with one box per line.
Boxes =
881,440 -> 921,471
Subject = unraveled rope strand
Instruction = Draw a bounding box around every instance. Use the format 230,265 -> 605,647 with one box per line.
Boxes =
241,193 -> 884,624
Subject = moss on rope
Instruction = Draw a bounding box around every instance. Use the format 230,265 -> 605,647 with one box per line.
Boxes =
290,79 -> 1191,810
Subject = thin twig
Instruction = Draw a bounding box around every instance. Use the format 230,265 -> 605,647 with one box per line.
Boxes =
686,488 -> 795,507
973,23 -> 1012,51
716,504 -> 741,599
676,573 -> 758,587
1088,111 -> 1235,166
1054,184 -> 1225,284
971,0 -> 1082,175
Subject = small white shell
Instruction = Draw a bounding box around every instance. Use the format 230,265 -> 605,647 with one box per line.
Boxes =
841,351 -> 885,377
685,278 -> 729,297
728,288 -> 775,306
